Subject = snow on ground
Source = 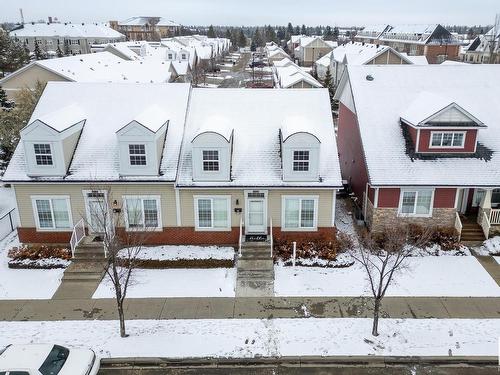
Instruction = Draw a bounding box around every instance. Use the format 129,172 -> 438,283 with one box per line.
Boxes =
275,256 -> 500,297
0,318 -> 498,358
0,186 -> 18,240
495,256 -> 500,265
474,236 -> 500,256
335,198 -> 357,236
119,245 -> 234,261
93,267 -> 236,298
0,232 -> 64,299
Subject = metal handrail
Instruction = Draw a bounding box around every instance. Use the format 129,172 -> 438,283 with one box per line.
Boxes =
238,216 -> 243,257
70,218 -> 86,258
269,217 -> 273,258
454,212 -> 463,242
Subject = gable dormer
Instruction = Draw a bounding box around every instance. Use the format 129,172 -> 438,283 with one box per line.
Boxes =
401,92 -> 486,154
191,124 -> 233,182
21,104 -> 85,177
280,120 -> 321,182
116,105 -> 169,176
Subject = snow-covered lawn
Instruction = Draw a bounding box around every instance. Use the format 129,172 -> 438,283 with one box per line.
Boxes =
93,267 -> 236,298
0,186 -> 18,240
0,232 -> 64,299
475,236 -> 500,256
275,256 -> 500,297
119,245 -> 234,261
0,318 -> 498,358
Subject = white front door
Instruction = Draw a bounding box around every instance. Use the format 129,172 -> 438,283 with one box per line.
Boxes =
245,191 -> 268,234
84,191 -> 108,233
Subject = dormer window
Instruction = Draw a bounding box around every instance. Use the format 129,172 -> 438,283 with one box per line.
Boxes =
168,53 -> 173,59
34,144 -> 53,166
293,150 -> 309,171
430,132 -> 465,148
202,150 -> 219,171
129,144 -> 147,166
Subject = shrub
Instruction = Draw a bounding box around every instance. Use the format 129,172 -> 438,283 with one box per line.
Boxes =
8,244 -> 71,261
407,224 -> 460,250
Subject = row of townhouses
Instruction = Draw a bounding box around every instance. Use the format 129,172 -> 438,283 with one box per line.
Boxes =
109,17 -> 181,41
3,64 -> 500,247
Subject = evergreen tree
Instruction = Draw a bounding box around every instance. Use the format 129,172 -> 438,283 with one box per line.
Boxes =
207,25 -> 216,38
322,67 -> 335,107
0,32 -> 30,77
237,29 -> 247,48
294,25 -> 300,35
33,40 -> 47,60
0,86 -> 10,108
277,26 -> 286,42
264,25 -> 277,43
56,44 -> 64,58
301,24 -> 307,35
333,27 -> 340,41
286,22 -> 294,39
324,26 -> 333,40
64,40 -> 71,56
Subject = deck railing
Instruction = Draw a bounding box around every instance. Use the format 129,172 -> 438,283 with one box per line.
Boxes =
238,216 -> 243,257
70,218 -> 85,258
490,209 -> 500,225
454,212 -> 462,242
269,217 -> 273,258
480,211 -> 491,240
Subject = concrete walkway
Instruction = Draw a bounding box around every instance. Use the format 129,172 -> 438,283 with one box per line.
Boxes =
475,255 -> 500,286
235,242 -> 274,297
0,296 -> 498,321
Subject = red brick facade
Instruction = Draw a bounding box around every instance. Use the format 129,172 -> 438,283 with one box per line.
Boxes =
18,228 -> 72,244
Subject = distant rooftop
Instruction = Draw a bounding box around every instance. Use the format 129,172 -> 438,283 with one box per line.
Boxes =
10,22 -> 124,39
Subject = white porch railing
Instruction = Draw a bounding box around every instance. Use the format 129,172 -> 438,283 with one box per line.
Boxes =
70,218 -> 85,258
480,211 -> 491,240
269,217 -> 273,258
454,212 -> 462,242
490,209 -> 500,225
238,216 -> 243,257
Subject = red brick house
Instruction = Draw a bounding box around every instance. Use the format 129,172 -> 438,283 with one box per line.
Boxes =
334,64 -> 500,241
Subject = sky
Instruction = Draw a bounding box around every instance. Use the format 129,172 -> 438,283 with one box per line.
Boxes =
2,0 -> 498,26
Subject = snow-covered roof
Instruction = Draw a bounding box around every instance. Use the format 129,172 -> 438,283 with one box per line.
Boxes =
24,52 -> 173,83
402,54 -> 428,65
358,24 -> 391,37
275,63 -> 323,88
315,51 -> 333,67
177,89 -> 341,188
337,65 -> 500,187
10,22 -> 124,39
118,17 -> 155,26
102,43 -> 141,60
3,82 -> 191,182
385,24 -> 438,35
157,18 -> 180,27
35,103 -> 85,132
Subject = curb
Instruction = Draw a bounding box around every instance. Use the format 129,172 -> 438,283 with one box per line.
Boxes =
100,355 -> 499,368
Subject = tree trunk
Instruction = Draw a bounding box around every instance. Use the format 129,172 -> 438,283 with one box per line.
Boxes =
372,298 -> 381,336
117,299 -> 127,338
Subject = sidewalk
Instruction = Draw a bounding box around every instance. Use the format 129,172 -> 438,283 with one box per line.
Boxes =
1,296 -> 498,321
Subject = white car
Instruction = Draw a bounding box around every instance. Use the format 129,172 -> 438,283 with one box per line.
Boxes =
0,344 -> 99,375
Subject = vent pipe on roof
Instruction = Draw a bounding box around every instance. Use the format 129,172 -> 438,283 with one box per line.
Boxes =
366,74 -> 374,81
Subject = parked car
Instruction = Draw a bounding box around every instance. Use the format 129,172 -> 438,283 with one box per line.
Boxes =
249,61 -> 266,68
0,344 -> 99,375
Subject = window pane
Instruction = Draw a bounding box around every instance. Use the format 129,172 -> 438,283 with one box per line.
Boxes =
126,198 -> 143,227
213,198 -> 228,228
52,199 -> 70,228
203,150 -> 219,171
431,133 -> 442,146
442,133 -> 453,146
34,143 -> 53,165
472,189 -> 486,207
129,144 -> 146,165
300,199 -> 315,227
143,199 -> 158,227
293,150 -> 309,171
248,200 -> 264,226
36,199 -> 53,228
452,133 -> 464,147
401,192 -> 416,214
198,199 -> 212,227
416,190 -> 432,215
284,198 -> 300,228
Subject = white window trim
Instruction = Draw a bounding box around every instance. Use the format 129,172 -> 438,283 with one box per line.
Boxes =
31,195 -> 73,231
122,195 -> 162,231
33,143 -> 54,168
429,131 -> 466,149
202,149 -> 220,173
128,144 -> 147,167
281,195 -> 319,232
397,189 -> 435,218
194,195 -> 231,231
292,149 -> 310,172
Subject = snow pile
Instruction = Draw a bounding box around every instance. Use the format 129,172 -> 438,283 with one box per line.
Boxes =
407,243 -> 471,257
475,236 -> 500,256
275,256 -> 500,297
93,267 -> 236,298
0,232 -> 64,299
277,253 -> 354,268
118,245 -> 235,261
0,318 -> 498,358
8,257 -> 70,269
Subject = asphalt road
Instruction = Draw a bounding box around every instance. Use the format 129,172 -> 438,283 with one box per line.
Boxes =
98,364 -> 499,374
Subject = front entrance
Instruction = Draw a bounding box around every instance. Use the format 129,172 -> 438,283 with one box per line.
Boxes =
83,190 -> 109,233
245,190 -> 268,235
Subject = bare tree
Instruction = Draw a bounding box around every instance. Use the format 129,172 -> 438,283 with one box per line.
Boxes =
487,14 -> 500,64
84,187 -> 154,337
350,224 -> 432,336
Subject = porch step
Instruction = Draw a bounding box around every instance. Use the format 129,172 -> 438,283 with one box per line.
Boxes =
62,272 -> 104,281
237,259 -> 274,270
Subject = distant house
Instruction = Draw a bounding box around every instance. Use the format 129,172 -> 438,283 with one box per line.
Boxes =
111,17 -> 180,41
3,83 -> 342,246
9,22 -> 125,56
0,52 -> 176,99
293,36 -> 335,66
318,42 -> 427,85
356,24 -> 461,64
265,44 -> 290,64
273,58 -> 323,88
334,64 -> 500,241
463,27 -> 500,64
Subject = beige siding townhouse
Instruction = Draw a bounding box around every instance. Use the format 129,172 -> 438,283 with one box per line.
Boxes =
3,83 -> 342,247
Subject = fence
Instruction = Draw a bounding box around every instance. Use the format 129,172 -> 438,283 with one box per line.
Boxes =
0,208 -> 19,240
